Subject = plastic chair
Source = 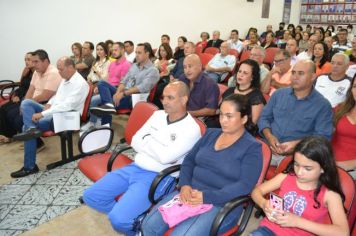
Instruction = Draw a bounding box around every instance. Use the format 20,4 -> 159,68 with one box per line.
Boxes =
204,47 -> 220,55
148,139 -> 271,236
0,80 -> 19,105
217,84 -> 228,103
229,49 -> 239,59
78,102 -> 159,182
263,48 -> 279,66
198,53 -> 214,69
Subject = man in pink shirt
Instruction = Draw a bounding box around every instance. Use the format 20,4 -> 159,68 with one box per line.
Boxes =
261,50 -> 292,95
81,42 -> 131,131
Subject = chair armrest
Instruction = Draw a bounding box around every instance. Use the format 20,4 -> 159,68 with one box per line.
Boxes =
0,83 -> 20,100
106,146 -> 133,172
210,195 -> 254,236
148,164 -> 181,204
78,126 -> 114,156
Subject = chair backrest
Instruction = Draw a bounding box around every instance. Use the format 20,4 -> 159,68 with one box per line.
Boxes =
264,47 -> 279,65
124,101 -> 159,144
239,50 -> 251,62
194,118 -> 207,136
81,84 -> 94,122
198,53 -> 214,69
256,139 -> 272,185
217,83 -> 228,103
229,49 -> 239,59
204,47 -> 220,55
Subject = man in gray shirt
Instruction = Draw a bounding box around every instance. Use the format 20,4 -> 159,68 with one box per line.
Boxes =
91,43 -> 159,125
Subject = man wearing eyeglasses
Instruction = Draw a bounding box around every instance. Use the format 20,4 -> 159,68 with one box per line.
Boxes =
332,28 -> 352,53
261,50 -> 292,95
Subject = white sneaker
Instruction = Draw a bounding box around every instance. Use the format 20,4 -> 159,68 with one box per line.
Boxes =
80,122 -> 95,132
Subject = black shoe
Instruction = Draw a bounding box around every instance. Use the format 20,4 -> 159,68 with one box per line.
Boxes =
90,104 -> 117,116
10,165 -> 39,178
13,128 -> 42,141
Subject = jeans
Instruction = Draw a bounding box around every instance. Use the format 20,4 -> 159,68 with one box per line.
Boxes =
250,226 -> 276,236
142,191 -> 240,236
20,99 -> 53,169
83,163 -> 174,236
89,94 -> 102,123
96,80 -> 132,125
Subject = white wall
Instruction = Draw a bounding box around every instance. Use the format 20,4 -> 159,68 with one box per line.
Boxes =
0,0 -> 301,81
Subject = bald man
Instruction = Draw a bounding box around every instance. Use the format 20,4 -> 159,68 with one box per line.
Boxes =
83,81 -> 201,235
204,41 -> 236,83
178,54 -> 219,118
11,57 -> 89,178
258,60 -> 333,166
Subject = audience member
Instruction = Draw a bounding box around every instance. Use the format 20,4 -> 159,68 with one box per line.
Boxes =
275,22 -> 285,39
0,52 -> 35,143
324,36 -> 338,61
70,42 -> 82,65
249,46 -> 270,82
258,60 -> 333,166
170,42 -> 196,80
90,43 -> 159,125
332,76 -> 356,179
178,54 -> 219,118
347,24 -> 354,42
260,24 -> 273,44
204,42 -> 236,83
345,37 -> 356,63
311,42 -> 332,76
124,41 -> 136,63
222,59 -> 265,135
294,32 -> 302,45
298,31 -> 309,53
245,27 -> 258,40
295,25 -> 303,35
244,32 -> 260,51
326,25 -> 335,36
204,30 -> 224,50
173,36 -> 187,60
313,28 -> 324,42
87,42 -> 110,83
81,42 -> 132,131
287,23 -> 295,37
286,38 -> 299,66
154,43 -> 175,78
196,32 -> 209,52
76,41 -> 95,79
161,34 -> 170,45
11,57 -> 89,178
315,53 -> 351,108
261,50 -> 292,95
142,94 -> 263,236
276,30 -> 290,49
227,29 -> 244,53
261,32 -> 277,49
333,28 -> 352,52
105,39 -> 115,61
83,81 -> 202,235
250,136 -> 349,236
297,34 -> 318,61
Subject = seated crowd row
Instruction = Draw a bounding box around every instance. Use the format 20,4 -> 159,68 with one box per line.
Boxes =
0,22 -> 355,236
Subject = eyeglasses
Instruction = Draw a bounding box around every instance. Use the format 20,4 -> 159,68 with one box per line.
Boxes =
274,58 -> 287,64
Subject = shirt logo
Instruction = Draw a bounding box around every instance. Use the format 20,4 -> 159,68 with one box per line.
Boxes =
170,133 -> 176,141
335,86 -> 346,96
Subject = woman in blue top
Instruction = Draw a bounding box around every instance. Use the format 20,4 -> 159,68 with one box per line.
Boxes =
142,94 -> 263,235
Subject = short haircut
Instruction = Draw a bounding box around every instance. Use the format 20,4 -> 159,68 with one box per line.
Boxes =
84,41 -> 94,50
63,57 -> 75,67
332,52 -> 350,65
304,59 -> 316,74
161,34 -> 170,40
339,28 -> 348,34
185,41 -> 196,49
213,30 -> 220,35
200,32 -> 210,39
231,29 -> 239,34
251,45 -> 266,57
169,80 -> 190,98
124,40 -> 134,46
275,49 -> 291,59
138,42 -> 154,57
105,39 -> 114,45
33,49 -> 50,62
179,36 -> 187,43
114,41 -> 125,49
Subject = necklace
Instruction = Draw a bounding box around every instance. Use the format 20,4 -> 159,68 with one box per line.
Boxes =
236,85 -> 251,92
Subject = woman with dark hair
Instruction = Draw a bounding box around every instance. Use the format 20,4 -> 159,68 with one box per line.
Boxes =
326,25 -> 335,36
144,42 -> 156,62
154,43 -> 175,78
299,31 -> 310,53
174,36 -> 187,60
287,24 -> 295,38
294,32 -> 303,45
70,42 -> 82,65
261,32 -> 277,49
332,76 -> 356,179
314,28 -> 324,42
143,94 -> 263,236
222,59 -> 265,135
311,42 -> 332,76
295,25 -> 303,35
0,52 -> 35,143
324,30 -> 332,38
87,42 -> 110,83
250,136 -> 349,236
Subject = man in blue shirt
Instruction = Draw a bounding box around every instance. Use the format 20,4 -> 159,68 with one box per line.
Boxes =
258,60 -> 333,166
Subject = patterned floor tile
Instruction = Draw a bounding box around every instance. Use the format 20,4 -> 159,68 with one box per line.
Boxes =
9,172 -> 43,185
56,160 -> 79,169
0,185 -> 31,204
36,168 -> 74,185
0,230 -> 23,236
0,205 -> 47,230
17,185 -> 62,205
65,169 -> 93,186
0,205 -> 15,221
37,205 -> 76,225
52,185 -> 87,206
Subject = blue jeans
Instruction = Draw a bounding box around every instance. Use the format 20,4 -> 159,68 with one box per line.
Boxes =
20,99 -> 53,169
89,94 -> 102,123
250,226 -> 276,236
96,80 -> 132,125
83,163 -> 174,236
142,191 -> 240,236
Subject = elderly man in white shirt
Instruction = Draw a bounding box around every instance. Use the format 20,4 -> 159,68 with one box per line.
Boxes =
11,57 -> 89,178
204,42 -> 236,83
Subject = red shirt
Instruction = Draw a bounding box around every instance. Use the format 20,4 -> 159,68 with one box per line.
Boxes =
332,115 -> 356,162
